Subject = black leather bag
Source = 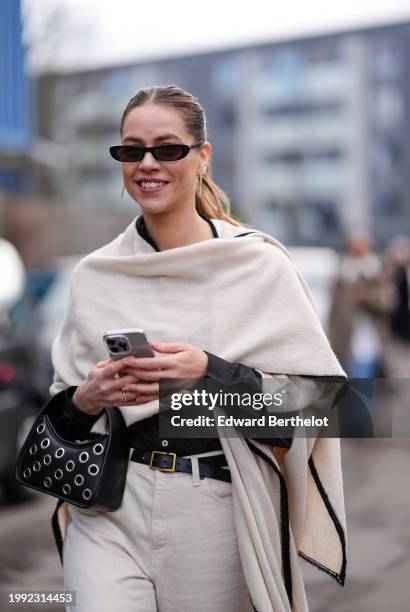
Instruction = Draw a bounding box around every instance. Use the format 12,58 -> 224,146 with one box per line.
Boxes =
15,391 -> 130,511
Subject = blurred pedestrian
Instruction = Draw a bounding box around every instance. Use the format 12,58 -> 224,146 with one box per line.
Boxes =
328,229 -> 395,378
383,235 -> 410,377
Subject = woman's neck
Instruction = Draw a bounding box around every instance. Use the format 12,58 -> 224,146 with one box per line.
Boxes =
142,210 -> 214,251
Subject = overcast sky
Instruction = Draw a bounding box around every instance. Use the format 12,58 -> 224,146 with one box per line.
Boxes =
22,0 -> 410,72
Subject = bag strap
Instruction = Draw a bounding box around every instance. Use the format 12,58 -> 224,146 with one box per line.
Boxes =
41,388 -> 121,435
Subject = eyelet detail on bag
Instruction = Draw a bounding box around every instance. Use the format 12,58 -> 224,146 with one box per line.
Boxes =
29,444 -> 37,455
62,483 -> 71,495
43,454 -> 52,466
44,477 -> 52,488
93,443 -> 104,455
23,467 -> 31,478
36,423 -> 46,434
65,460 -> 75,472
82,488 -> 92,500
40,438 -> 50,449
88,464 -> 99,476
55,448 -> 65,458
54,469 -> 63,479
74,474 -> 84,486
33,461 -> 41,472
79,452 -> 89,463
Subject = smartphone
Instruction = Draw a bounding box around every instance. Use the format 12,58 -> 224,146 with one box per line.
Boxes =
103,328 -> 155,361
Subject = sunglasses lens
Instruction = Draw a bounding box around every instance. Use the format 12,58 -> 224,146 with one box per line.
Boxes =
112,146 -> 143,162
154,145 -> 187,161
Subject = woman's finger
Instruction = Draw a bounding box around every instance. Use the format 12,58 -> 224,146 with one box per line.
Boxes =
149,341 -> 186,353
133,394 -> 158,405
120,368 -> 172,381
95,358 -> 111,368
124,356 -> 173,371
103,357 -> 135,378
123,382 -> 159,394
112,391 -> 158,405
108,374 -> 139,390
121,367 -> 166,379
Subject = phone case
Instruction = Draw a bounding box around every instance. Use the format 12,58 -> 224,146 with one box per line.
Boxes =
103,328 -> 154,360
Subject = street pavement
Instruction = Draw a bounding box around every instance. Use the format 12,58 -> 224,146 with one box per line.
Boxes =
303,439 -> 410,612
0,439 -> 409,611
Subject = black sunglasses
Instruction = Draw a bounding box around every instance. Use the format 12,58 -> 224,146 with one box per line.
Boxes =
109,140 -> 204,163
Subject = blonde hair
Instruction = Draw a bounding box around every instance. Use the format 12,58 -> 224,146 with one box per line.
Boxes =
121,85 -> 241,227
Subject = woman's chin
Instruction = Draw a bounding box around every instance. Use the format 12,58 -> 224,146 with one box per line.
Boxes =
136,199 -> 175,216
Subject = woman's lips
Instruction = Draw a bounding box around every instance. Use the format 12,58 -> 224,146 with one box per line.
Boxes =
135,180 -> 169,193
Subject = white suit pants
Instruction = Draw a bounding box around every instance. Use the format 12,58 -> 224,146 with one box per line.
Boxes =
63,450 -> 253,612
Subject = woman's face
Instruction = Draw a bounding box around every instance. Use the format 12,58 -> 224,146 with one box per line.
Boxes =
120,103 -> 211,216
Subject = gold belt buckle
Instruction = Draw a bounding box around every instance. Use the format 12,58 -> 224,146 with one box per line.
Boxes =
149,450 -> 177,473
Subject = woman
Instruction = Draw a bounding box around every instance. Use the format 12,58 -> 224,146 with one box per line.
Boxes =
50,85 -> 347,612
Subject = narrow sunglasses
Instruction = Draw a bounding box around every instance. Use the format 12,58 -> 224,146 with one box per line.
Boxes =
109,140 -> 204,163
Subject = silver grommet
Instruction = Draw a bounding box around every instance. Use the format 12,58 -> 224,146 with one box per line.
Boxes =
29,444 -> 37,455
65,460 -> 75,472
23,467 -> 31,478
54,469 -> 63,480
82,488 -> 92,500
79,451 -> 89,463
62,483 -> 71,495
93,443 -> 104,455
88,464 -> 99,476
43,454 -> 52,466
40,438 -> 50,449
33,461 -> 41,472
55,447 -> 65,458
44,477 -> 52,488
36,423 -> 46,434
74,474 -> 84,486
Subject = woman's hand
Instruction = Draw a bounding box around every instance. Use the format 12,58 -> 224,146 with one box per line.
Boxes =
120,341 -> 209,396
72,357 -> 158,416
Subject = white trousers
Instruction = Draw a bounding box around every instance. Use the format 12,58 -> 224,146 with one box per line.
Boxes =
63,450 -> 253,612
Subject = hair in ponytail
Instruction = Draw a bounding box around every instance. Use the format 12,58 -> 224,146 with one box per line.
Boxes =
120,84 -> 242,227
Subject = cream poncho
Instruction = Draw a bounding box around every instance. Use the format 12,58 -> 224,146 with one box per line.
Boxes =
50,217 -> 347,612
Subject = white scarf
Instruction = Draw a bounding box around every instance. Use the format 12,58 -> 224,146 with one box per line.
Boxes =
51,217 -> 347,612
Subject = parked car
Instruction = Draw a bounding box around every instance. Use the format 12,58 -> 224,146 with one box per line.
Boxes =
0,239 -> 45,502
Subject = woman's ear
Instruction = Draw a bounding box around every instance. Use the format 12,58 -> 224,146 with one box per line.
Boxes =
200,141 -> 211,174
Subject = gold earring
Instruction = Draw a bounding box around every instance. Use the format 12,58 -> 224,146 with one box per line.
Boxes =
121,185 -> 125,198
198,174 -> 203,197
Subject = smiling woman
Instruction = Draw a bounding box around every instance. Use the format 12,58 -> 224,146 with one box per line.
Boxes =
109,86 -> 240,251
47,85 -> 347,612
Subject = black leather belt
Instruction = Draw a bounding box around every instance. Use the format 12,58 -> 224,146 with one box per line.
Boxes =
130,449 -> 232,483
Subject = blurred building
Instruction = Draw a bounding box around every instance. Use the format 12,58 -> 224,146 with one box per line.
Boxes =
46,20 -> 410,246
0,0 -> 33,194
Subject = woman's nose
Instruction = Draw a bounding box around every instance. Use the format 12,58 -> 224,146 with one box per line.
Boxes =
138,152 -> 160,170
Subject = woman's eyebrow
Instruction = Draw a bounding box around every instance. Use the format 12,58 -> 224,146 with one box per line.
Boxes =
123,134 -> 182,144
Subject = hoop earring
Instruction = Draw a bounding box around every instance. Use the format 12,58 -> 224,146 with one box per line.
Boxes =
197,174 -> 203,197
121,185 -> 125,198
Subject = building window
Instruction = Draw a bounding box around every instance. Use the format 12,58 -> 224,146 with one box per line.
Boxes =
212,57 -> 242,95
370,39 -> 401,80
